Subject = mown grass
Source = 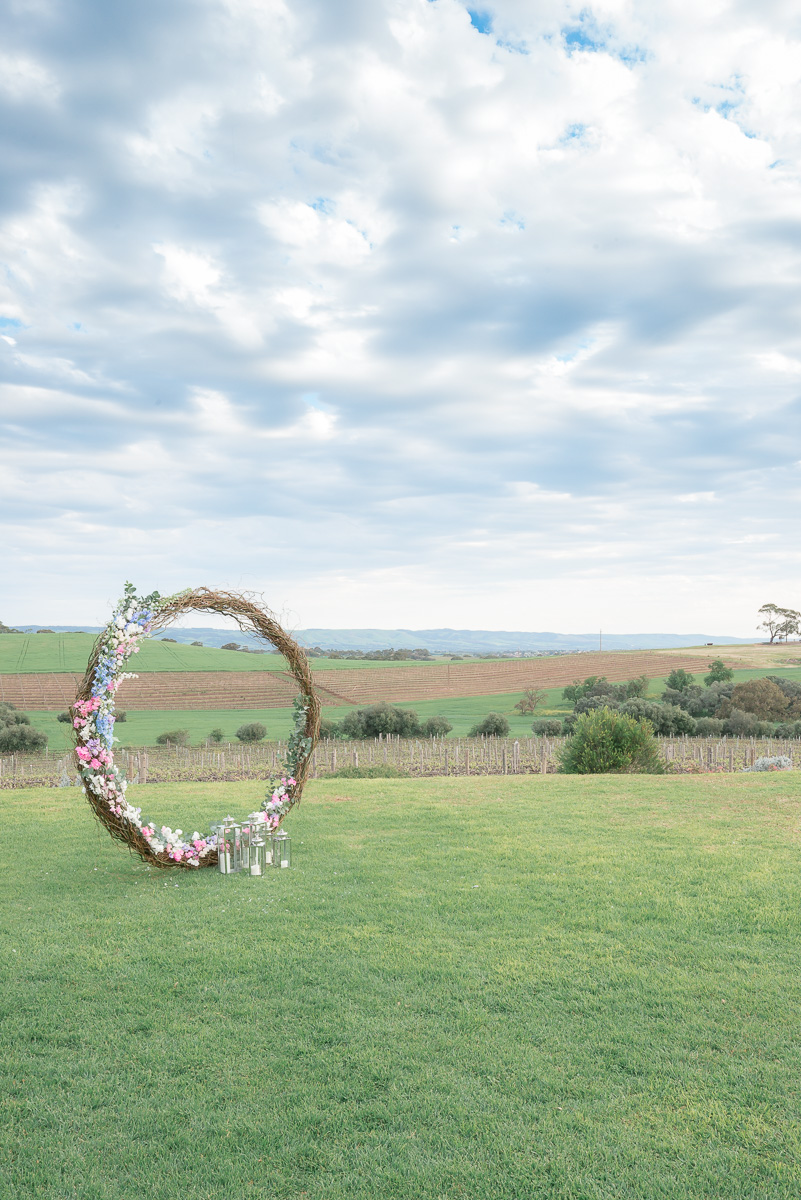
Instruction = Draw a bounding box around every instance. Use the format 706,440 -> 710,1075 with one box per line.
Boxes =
1,775 -> 800,1198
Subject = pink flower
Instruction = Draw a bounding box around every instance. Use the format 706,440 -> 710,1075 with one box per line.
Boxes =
90,758 -> 101,769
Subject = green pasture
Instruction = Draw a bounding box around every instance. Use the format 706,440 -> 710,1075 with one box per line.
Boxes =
23,667 -> 801,750
2,775 -> 800,1199
0,633 -> 481,675
27,692 -> 568,750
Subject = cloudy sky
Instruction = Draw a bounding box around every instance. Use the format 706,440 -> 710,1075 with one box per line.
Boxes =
2,0 -> 800,634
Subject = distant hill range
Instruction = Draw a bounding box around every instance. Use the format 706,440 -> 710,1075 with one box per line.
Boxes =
11,625 -> 757,654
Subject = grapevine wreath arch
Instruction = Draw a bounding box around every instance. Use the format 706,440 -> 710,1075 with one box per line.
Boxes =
71,584 -> 321,869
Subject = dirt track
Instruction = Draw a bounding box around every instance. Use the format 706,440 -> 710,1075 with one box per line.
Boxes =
0,648 -> 752,710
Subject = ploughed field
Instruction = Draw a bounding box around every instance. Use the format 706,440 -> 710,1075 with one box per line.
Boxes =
0,631 -> 731,711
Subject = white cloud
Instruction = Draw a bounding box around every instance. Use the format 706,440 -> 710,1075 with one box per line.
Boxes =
2,0 -> 801,634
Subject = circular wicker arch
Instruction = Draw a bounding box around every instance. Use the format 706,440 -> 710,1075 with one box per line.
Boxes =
73,588 -> 321,868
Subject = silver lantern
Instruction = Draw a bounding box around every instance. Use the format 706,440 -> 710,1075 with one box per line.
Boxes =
249,837 -> 267,876
217,816 -> 241,874
271,828 -> 291,869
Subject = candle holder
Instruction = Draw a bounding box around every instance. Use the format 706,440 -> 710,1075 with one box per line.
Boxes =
271,828 -> 291,869
217,816 -> 241,874
249,837 -> 267,876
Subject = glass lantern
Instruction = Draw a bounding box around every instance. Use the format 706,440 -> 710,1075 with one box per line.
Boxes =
249,837 -> 267,876
218,816 -> 241,874
271,828 -> 291,869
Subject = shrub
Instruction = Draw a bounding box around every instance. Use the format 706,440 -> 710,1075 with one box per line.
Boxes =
468,712 -> 510,737
774,720 -> 801,738
339,703 -> 422,739
207,728 -> 224,743
562,676 -> 602,702
766,675 -> 801,701
221,642 -> 241,651
730,679 -> 788,721
694,717 -> 725,736
2,712 -> 30,727
574,695 -> 621,715
721,708 -> 760,737
624,674 -> 649,698
236,722 -> 267,743
0,724 -> 48,753
742,755 -> 793,772
704,658 -> 734,685
191,640 -> 204,647
160,637 -> 178,643
57,710 -> 72,723
665,668 -> 695,693
155,729 -> 190,746
753,755 -> 791,771
531,718 -> 563,736
421,715 -> 453,738
115,711 -> 127,722
559,707 -> 664,775
318,718 -> 342,739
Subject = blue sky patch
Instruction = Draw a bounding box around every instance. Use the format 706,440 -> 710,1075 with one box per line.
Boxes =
468,9 -> 492,35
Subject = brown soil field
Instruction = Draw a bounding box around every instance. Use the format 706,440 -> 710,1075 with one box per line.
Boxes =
0,648 -> 751,711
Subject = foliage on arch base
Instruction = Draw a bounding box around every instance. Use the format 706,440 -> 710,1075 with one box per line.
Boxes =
72,583 -> 316,867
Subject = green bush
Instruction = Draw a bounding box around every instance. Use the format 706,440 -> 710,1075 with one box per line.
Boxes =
155,729 -> 190,746
694,717 -> 725,736
468,712 -> 510,737
207,728 -> 224,743
531,718 -> 563,735
704,658 -> 733,685
665,668 -> 695,693
0,724 -> 48,753
621,700 -> 696,736
420,715 -> 453,738
1,712 -> 30,727
57,711 -> 72,723
318,718 -> 342,739
235,722 -> 267,743
559,707 -> 665,775
339,704 -> 422,739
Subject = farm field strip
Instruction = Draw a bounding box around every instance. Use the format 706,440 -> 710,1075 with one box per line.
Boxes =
0,650 -> 734,711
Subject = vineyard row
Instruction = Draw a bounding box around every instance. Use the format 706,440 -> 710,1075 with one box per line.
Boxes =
0,734 -> 793,787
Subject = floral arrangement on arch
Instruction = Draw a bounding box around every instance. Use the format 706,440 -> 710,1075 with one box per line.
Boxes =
72,583 -> 321,868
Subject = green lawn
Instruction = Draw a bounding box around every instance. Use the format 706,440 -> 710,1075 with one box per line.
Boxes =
1,775 -> 799,1198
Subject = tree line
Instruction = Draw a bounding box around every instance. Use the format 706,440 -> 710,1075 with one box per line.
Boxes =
532,660 -> 801,739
